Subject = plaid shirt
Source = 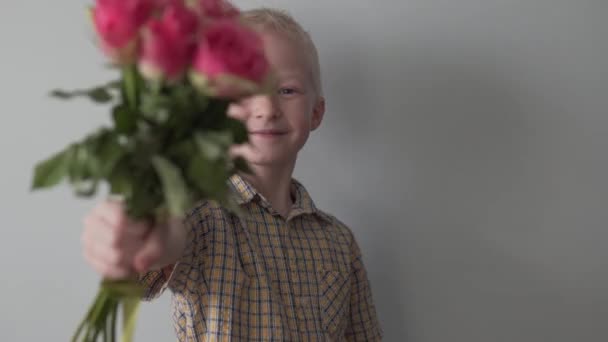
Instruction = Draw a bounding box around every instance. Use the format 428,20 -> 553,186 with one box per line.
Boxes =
139,174 -> 382,341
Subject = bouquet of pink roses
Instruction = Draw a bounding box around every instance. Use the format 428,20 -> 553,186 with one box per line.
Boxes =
31,0 -> 270,341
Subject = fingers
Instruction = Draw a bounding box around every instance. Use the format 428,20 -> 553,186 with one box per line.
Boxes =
81,200 -> 152,278
229,143 -> 256,162
123,220 -> 150,239
82,215 -> 113,250
81,223 -> 134,279
227,101 -> 256,163
91,201 -> 148,239
94,199 -> 127,229
227,102 -> 250,121
84,247 -> 133,280
133,230 -> 164,273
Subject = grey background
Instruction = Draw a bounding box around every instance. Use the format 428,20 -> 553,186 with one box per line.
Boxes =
1,0 -> 607,341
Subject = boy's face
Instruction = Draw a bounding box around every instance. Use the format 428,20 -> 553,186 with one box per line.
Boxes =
228,29 -> 325,168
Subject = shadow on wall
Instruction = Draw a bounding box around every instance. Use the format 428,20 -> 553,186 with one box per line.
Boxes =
324,39 -> 606,341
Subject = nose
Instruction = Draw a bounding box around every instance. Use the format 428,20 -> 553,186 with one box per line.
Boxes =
250,94 -> 280,120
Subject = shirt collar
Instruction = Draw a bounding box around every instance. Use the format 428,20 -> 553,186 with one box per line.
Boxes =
228,173 -> 330,222
228,173 -> 258,205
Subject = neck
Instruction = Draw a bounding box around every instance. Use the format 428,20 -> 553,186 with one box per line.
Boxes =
240,160 -> 296,218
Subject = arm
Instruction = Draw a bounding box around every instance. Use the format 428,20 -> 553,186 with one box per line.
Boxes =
137,205 -> 206,300
344,237 -> 383,341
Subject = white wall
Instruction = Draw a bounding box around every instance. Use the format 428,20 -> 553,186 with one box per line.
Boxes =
1,0 -> 607,341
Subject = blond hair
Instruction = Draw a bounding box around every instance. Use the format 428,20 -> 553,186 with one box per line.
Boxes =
241,8 -> 323,98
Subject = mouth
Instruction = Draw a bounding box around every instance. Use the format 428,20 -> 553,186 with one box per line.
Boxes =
249,129 -> 288,137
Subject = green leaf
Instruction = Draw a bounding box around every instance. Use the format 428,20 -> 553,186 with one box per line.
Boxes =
232,156 -> 252,174
112,105 -> 137,134
88,87 -> 113,103
123,168 -> 163,220
108,161 -> 133,197
105,79 -> 122,90
50,89 -> 75,99
193,91 -> 210,112
97,135 -> 127,177
31,146 -> 74,189
188,155 -> 228,196
67,144 -> 99,197
50,87 -> 113,103
68,144 -> 91,181
140,93 -> 171,124
226,118 -> 248,144
73,179 -> 99,197
172,84 -> 194,110
194,132 -> 230,161
151,156 -> 190,217
167,139 -> 196,163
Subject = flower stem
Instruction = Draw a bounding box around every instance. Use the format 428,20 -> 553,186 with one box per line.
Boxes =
123,66 -> 138,109
109,299 -> 117,342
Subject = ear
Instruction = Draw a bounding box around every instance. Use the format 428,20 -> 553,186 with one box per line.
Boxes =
310,97 -> 325,131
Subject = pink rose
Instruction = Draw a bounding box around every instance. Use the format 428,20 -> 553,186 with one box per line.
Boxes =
139,1 -> 200,80
191,20 -> 269,98
92,0 -> 158,63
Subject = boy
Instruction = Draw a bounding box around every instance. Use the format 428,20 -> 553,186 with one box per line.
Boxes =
81,8 -> 382,341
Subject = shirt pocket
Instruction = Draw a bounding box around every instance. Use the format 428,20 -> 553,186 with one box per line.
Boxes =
317,265 -> 351,336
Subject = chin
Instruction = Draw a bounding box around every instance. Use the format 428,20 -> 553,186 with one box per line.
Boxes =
248,152 -> 296,167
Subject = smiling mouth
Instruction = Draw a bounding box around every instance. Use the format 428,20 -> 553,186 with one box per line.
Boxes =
250,130 -> 287,136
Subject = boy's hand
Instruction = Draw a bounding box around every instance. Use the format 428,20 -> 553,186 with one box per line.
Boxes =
227,99 -> 255,161
81,199 -> 187,279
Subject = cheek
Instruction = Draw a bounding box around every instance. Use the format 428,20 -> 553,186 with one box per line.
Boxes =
291,118 -> 312,148
292,113 -> 312,135
281,98 -> 315,136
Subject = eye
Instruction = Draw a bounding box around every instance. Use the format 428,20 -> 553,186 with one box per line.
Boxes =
278,87 -> 297,95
